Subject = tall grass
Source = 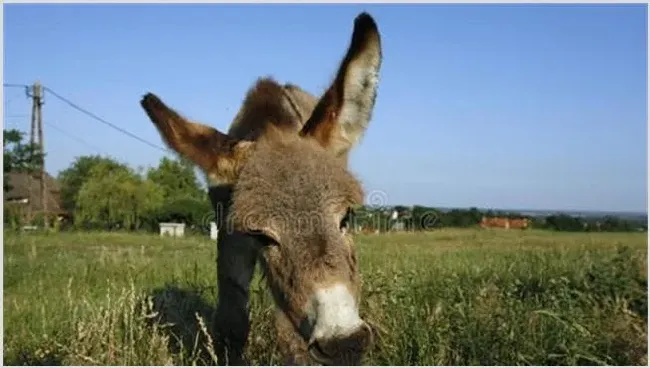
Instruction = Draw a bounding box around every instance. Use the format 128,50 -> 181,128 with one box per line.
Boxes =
3,229 -> 647,365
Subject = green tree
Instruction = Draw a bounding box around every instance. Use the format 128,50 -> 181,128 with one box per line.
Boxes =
467,207 -> 483,224
57,155 -> 126,214
147,197 -> 213,233
393,205 -> 409,214
601,216 -> 634,232
75,162 -> 164,230
545,214 -> 585,232
146,157 -> 204,202
3,129 -> 44,193
411,206 -> 441,231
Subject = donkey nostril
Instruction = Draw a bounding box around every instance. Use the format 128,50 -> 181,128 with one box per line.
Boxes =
308,323 -> 374,365
360,322 -> 374,347
308,340 -> 333,365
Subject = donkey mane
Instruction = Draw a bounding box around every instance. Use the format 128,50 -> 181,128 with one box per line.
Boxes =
227,78 -> 318,142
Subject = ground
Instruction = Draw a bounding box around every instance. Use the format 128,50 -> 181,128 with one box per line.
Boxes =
3,229 -> 648,365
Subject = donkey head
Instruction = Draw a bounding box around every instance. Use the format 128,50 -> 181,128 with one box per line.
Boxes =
140,13 -> 382,365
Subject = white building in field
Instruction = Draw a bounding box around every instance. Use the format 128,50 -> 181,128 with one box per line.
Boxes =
159,222 -> 186,237
210,221 -> 219,240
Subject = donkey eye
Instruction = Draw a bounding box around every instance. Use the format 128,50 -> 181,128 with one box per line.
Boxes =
250,232 -> 279,247
340,207 -> 353,231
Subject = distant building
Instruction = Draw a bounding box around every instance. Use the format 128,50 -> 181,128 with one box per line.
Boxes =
159,222 -> 186,237
391,221 -> 405,231
480,216 -> 530,230
210,221 -> 219,240
4,171 -> 68,226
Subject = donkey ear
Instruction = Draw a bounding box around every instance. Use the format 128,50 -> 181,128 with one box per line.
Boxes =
300,12 -> 382,158
140,93 -> 254,186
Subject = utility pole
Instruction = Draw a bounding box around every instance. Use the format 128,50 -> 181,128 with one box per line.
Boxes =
28,84 -> 38,223
30,88 -> 37,148
28,81 -> 47,229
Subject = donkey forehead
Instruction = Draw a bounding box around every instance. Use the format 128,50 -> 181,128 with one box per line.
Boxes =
232,139 -> 364,217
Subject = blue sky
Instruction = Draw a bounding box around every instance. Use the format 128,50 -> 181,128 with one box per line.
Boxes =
4,4 -> 647,213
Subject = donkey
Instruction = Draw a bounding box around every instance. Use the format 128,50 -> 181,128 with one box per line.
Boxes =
140,12 -> 382,365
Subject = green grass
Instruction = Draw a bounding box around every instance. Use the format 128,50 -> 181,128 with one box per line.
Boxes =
4,229 -> 648,365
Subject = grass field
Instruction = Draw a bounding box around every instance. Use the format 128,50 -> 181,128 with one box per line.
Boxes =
4,229 -> 648,365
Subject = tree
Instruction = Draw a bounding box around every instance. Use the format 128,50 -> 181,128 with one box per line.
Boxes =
411,205 -> 441,231
57,155 -> 127,214
467,207 -> 483,224
74,161 -> 164,230
3,129 -> 44,193
393,205 -> 409,214
148,197 -> 213,233
146,157 -> 204,202
545,214 -> 584,232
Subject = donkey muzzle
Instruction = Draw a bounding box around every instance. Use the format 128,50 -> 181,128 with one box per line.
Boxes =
308,321 -> 373,365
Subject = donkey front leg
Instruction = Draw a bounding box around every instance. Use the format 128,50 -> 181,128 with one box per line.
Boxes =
213,231 -> 260,366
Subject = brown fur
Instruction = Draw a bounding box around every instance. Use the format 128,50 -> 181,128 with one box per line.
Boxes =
300,13 -> 381,159
140,94 -> 255,186
140,12 -> 382,365
227,79 -> 318,141
230,136 -> 364,309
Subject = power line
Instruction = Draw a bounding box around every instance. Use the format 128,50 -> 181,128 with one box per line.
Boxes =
6,83 -> 172,156
3,83 -> 29,89
4,90 -> 27,104
44,121 -> 105,154
4,90 -> 29,130
3,84 -> 30,109
42,86 -> 170,154
4,95 -> 29,118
